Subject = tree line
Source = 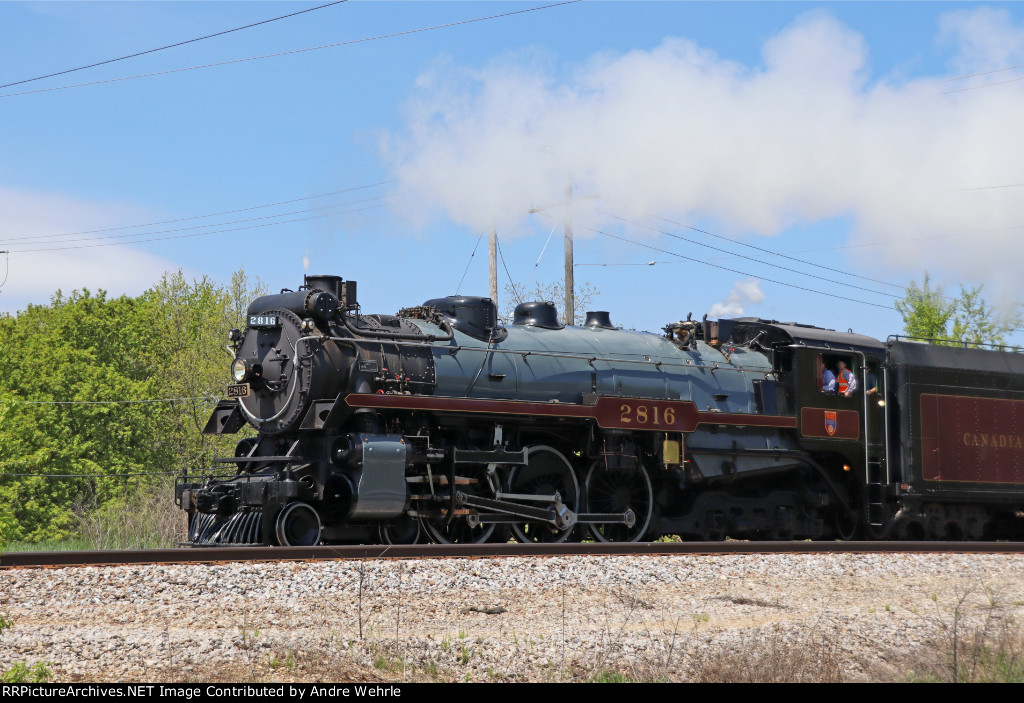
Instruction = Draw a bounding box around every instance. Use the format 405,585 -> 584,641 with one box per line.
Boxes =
0,269 -> 265,543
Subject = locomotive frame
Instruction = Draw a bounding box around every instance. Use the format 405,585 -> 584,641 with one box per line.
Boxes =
175,274 -> 1024,545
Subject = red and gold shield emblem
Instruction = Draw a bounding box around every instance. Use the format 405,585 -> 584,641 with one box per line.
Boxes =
824,411 -> 837,436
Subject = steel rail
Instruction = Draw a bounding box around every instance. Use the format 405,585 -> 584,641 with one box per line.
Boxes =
2,541 -> 1023,569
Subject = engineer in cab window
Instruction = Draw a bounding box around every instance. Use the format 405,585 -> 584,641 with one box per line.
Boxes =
820,357 -> 836,394
836,360 -> 858,398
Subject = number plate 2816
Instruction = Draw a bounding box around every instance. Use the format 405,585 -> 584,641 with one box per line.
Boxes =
226,383 -> 250,398
248,315 -> 279,328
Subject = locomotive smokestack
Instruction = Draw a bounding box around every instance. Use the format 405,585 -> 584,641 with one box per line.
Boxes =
305,274 -> 342,298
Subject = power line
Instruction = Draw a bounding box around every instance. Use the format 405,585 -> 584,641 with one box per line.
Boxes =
956,183 -> 1024,191
6,396 -> 216,405
0,1 -> 348,91
7,196 -> 420,253
0,180 -> 393,245
455,235 -> 483,294
599,198 -> 905,292
1,190 -> 407,248
941,62 -> 1024,84
7,198 -> 405,253
0,472 -> 180,478
576,261 -> 662,267
0,1 -> 582,100
933,57 -> 1024,95
569,219 -> 894,311
525,222 -> 559,290
574,254 -> 977,317
648,210 -> 906,291
497,238 -> 523,305
590,208 -> 973,307
597,208 -> 896,298
599,201 -> 1024,308
941,72 -> 1024,95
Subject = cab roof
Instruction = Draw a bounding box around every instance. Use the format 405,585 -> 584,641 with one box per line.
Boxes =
726,318 -> 885,352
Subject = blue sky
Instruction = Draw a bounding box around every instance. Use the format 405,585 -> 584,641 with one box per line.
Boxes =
2,1 -> 1024,345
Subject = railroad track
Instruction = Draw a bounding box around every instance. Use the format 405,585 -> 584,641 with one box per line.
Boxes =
3,540 -> 1023,568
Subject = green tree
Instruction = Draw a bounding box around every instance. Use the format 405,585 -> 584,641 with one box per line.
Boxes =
144,268 -> 266,474
895,273 -> 1020,347
894,274 -> 954,340
950,285 -> 1019,347
0,268 -> 266,543
0,290 -> 167,541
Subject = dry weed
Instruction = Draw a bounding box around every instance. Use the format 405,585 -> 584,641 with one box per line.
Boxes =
75,479 -> 184,549
689,622 -> 845,683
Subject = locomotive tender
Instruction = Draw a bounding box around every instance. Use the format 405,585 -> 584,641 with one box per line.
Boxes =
176,274 -> 1024,545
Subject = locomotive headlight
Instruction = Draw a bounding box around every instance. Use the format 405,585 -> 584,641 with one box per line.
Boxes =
228,328 -> 242,343
300,317 -> 316,334
231,358 -> 249,383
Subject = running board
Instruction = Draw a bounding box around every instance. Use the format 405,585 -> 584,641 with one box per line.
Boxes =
452,448 -> 527,465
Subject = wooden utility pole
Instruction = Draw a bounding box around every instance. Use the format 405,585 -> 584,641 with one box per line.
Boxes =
488,227 -> 498,304
563,182 -> 574,324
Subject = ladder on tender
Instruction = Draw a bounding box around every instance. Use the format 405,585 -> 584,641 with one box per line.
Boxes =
865,459 -> 886,529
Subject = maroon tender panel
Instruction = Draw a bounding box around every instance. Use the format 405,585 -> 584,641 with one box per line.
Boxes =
919,393 -> 1024,484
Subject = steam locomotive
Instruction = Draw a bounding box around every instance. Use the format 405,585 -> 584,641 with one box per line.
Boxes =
175,274 -> 1024,545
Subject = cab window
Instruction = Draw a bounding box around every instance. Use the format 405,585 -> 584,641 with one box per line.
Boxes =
816,353 -> 858,397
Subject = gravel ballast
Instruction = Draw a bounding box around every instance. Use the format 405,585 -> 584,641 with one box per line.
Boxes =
2,553 -> 1023,682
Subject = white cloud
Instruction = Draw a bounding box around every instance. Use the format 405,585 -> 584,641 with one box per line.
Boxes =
938,7 -> 1024,74
384,9 -> 1024,299
0,187 -> 180,313
708,279 -> 764,318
